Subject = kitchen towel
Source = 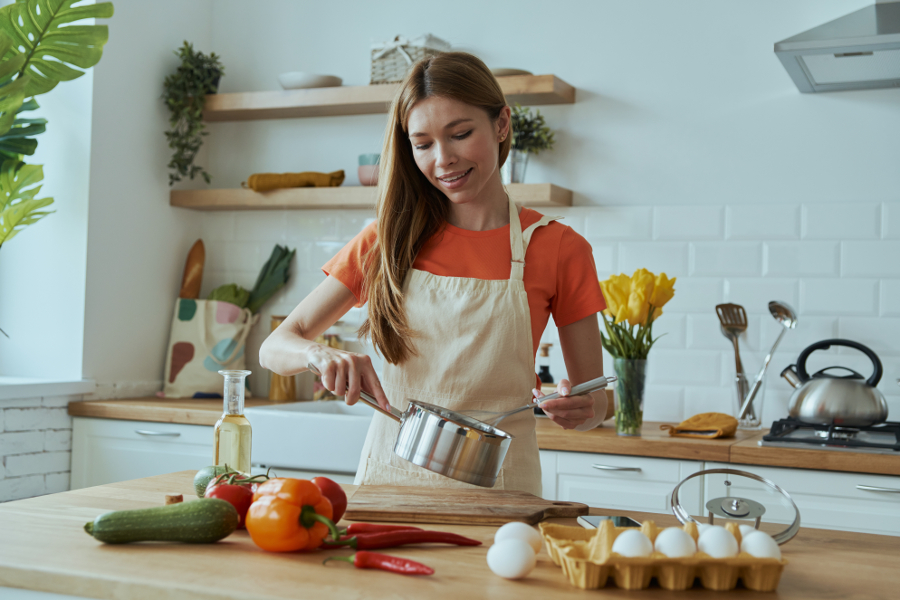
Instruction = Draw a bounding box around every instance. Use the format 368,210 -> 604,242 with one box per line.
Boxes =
242,170 -> 345,192
659,413 -> 738,439
162,299 -> 260,398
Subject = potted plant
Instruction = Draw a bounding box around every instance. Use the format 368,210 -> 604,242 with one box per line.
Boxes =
502,103 -> 555,184
599,269 -> 677,436
163,42 -> 225,186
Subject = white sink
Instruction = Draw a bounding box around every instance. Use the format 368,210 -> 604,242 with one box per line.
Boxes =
245,400 -> 373,474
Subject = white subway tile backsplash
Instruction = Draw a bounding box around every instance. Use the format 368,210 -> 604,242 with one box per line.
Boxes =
764,242 -> 839,277
311,242 -> 347,274
802,203 -> 880,240
620,242 -> 689,276
842,242 -> 900,277
683,387 -> 734,418
588,242 -> 617,276
45,472 -> 71,495
205,241 -> 263,272
653,206 -> 724,240
648,314 -> 686,349
0,431 -> 44,455
0,474 -> 44,502
5,451 -> 70,477
759,316 -> 838,354
585,207 -> 652,240
687,314 -> 761,352
884,203 -> 900,239
800,279 -> 878,316
338,211 -> 372,241
44,429 -> 72,452
641,386 -> 685,422
881,280 -> 900,316
724,279 -> 799,314
838,317 -> 900,353
726,205 -> 800,240
665,278 -> 724,313
199,211 -> 236,242
235,211 -> 286,242
287,210 -> 341,242
3,408 -> 70,432
647,350 -> 720,385
691,242 -> 763,277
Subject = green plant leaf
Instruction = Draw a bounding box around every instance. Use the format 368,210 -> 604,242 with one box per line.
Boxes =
0,158 -> 53,247
0,0 -> 114,98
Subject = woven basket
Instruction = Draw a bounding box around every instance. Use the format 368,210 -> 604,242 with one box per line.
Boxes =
370,34 -> 450,85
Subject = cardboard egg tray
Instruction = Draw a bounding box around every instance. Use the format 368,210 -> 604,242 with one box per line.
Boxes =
539,520 -> 786,592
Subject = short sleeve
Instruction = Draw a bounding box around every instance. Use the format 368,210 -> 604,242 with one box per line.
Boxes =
322,221 -> 378,307
550,227 -> 606,327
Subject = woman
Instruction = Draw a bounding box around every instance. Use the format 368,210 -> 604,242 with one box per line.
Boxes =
259,52 -> 608,496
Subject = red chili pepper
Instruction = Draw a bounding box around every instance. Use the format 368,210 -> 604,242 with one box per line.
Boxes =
324,551 -> 434,575
323,529 -> 482,550
345,523 -> 423,535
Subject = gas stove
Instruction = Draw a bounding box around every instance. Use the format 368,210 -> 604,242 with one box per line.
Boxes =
759,418 -> 900,454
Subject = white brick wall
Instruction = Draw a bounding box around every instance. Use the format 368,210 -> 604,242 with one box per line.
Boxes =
202,200 -> 900,428
0,395 -> 79,503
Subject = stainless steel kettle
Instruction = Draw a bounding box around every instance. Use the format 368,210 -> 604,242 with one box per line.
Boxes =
781,339 -> 888,427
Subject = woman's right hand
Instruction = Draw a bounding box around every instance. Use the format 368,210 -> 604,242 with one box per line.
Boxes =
306,345 -> 391,412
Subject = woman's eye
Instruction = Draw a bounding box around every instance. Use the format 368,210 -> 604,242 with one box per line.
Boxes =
453,130 -> 472,140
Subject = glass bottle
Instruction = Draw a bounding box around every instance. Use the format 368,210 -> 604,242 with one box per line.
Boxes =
537,343 -> 554,384
214,370 -> 252,474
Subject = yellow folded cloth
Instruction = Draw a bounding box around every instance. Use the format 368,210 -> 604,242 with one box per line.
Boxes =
242,170 -> 345,191
659,412 -> 738,439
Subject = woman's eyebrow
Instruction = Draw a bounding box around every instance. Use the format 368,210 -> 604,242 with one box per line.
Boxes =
409,118 -> 474,138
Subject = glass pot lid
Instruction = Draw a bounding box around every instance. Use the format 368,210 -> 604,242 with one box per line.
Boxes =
671,468 -> 801,545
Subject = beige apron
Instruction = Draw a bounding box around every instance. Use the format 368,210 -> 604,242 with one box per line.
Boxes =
354,200 -> 558,496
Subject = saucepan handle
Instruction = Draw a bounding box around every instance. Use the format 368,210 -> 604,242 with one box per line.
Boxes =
307,364 -> 402,422
537,375 -> 618,405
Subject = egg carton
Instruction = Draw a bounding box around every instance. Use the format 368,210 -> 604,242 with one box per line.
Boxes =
539,520 -> 786,592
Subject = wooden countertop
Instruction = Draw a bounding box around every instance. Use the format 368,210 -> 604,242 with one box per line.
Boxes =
0,471 -> 897,599
69,398 -> 900,476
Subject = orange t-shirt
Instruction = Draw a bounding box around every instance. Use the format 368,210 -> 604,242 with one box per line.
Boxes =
322,207 -> 607,360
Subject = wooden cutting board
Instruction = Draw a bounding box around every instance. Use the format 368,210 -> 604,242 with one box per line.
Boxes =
344,485 -> 589,525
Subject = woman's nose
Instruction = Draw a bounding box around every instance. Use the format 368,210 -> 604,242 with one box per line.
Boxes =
434,142 -> 457,167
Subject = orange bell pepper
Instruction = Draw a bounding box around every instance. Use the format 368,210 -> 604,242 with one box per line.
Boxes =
246,478 -> 340,552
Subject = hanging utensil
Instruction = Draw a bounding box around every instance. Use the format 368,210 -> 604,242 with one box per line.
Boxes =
716,303 -> 749,415
737,301 -> 798,421
461,374 -> 617,426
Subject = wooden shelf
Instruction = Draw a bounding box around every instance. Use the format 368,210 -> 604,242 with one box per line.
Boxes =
170,183 -> 572,211
203,75 -> 575,122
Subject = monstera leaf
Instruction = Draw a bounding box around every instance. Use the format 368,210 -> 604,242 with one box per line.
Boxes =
0,158 -> 53,247
0,32 -> 28,136
0,99 -> 45,160
0,0 -> 114,98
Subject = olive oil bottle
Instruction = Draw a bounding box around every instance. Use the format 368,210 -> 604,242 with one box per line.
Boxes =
214,370 -> 252,474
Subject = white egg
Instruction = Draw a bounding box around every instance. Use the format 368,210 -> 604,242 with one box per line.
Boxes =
611,529 -> 654,557
696,523 -> 712,535
740,531 -> 782,560
494,521 -> 543,553
697,526 -> 739,558
487,539 -> 537,579
653,527 -> 697,558
739,524 -> 757,538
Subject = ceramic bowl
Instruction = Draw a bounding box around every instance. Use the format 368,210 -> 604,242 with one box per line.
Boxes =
277,72 -> 342,90
358,165 -> 379,186
358,153 -> 380,166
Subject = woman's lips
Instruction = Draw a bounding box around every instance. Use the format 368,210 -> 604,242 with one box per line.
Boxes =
437,168 -> 472,190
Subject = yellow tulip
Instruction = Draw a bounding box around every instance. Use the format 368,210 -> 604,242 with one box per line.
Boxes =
600,274 -> 631,324
625,268 -> 655,327
649,273 -> 676,320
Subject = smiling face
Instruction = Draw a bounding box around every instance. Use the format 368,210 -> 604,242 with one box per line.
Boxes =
406,95 -> 510,206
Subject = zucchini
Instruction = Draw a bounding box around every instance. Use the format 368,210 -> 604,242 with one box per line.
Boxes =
193,464 -> 236,497
84,498 -> 239,544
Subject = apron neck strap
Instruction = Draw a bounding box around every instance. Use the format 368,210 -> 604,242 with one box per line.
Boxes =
508,196 -> 560,281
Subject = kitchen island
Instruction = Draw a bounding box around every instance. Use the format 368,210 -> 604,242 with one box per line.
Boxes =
1,471 -> 898,599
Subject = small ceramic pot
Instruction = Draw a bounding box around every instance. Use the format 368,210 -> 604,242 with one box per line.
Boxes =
358,165 -> 379,186
358,153 -> 380,166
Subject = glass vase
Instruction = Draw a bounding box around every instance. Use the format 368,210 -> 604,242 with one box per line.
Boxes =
613,358 -> 646,436
500,149 -> 529,184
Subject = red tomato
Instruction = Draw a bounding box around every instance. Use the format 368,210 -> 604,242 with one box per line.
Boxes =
312,477 -> 347,523
205,475 -> 254,528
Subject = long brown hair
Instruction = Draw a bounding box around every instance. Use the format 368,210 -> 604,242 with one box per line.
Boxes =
358,52 -> 512,364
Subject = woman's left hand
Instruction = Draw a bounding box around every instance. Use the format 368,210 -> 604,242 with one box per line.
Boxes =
533,379 -> 595,430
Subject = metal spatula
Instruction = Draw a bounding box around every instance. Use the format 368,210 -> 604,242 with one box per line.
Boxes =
716,303 -> 749,413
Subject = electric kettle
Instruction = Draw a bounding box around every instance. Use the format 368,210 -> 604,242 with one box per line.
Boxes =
781,339 -> 888,427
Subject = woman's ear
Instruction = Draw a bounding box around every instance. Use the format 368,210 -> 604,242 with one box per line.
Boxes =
496,105 -> 512,142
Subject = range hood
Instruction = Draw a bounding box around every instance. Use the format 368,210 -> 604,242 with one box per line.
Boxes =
775,1 -> 900,92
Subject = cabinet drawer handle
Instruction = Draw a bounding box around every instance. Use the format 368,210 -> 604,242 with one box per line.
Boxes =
135,429 -> 181,437
857,484 -> 900,494
592,464 -> 642,472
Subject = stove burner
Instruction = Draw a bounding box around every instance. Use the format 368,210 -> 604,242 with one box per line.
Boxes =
761,418 -> 900,454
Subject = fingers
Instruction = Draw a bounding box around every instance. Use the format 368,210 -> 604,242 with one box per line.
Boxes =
556,379 -> 572,397
542,392 -> 595,428
360,364 -> 392,413
310,351 -> 387,409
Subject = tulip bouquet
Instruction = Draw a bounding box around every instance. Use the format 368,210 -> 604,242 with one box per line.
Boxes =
599,269 -> 676,435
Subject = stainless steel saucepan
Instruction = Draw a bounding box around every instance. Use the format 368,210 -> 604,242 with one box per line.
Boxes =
308,365 -> 615,487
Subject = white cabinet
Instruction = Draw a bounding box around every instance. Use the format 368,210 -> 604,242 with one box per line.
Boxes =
549,450 -> 705,516
71,418 -> 213,489
705,462 -> 900,536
